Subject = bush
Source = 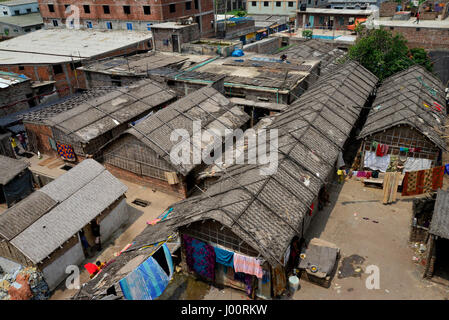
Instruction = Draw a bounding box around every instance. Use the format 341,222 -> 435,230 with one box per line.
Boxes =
302,30 -> 313,39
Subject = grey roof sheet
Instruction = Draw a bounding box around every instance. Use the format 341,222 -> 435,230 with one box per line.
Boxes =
9,159 -> 128,263
165,61 -> 378,265
125,86 -> 250,175
430,189 -> 449,238
44,80 -> 176,143
359,65 -> 447,150
0,13 -> 42,27
0,191 -> 57,240
0,154 -> 29,185
277,39 -> 347,75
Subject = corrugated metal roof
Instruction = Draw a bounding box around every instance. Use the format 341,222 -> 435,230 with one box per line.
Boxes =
0,191 -> 57,240
430,189 -> 449,238
166,61 -> 378,265
44,80 -> 177,143
8,159 -> 128,263
359,65 -> 447,150
0,154 -> 29,185
124,86 -> 250,175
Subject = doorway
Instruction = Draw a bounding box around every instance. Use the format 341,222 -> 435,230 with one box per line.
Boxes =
172,34 -> 179,53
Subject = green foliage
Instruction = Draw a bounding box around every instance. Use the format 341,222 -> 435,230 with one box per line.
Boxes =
226,10 -> 247,17
302,30 -> 313,39
348,28 -> 433,81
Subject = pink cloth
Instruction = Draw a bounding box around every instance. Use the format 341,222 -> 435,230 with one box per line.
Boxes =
233,253 -> 263,278
356,171 -> 366,177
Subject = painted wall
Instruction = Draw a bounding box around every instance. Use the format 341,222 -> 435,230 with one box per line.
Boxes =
0,3 -> 40,16
98,198 -> 129,243
247,0 -> 298,15
42,239 -> 85,290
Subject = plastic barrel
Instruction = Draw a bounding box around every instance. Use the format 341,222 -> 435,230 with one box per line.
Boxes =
288,275 -> 299,293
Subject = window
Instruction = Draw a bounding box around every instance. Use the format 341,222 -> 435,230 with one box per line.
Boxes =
123,5 -> 131,14
276,1 -> 281,6
106,21 -> 112,29
14,10 -> 19,15
147,23 -> 152,31
86,21 -> 92,28
416,27 -> 420,31
126,22 -> 132,30
27,8 -> 32,13
64,4 -> 69,10
143,5 -> 151,15
186,1 -> 191,10
36,25 -> 41,30
2,11 -> 7,15
53,64 -> 63,74
24,28 -> 31,32
103,5 -> 110,14
389,26 -> 394,30
52,19 -> 58,26
252,1 -> 256,5
70,62 -> 81,70
48,4 -> 54,12
19,65 -> 24,70
83,5 -> 90,13
264,1 -> 269,6
169,4 -> 176,12
194,0 -> 199,9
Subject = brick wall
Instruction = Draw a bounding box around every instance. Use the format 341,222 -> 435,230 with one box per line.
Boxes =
0,80 -> 33,117
389,26 -> 449,49
24,122 -> 57,156
104,162 -> 187,198
38,0 -> 214,35
0,40 -> 150,97
153,24 -> 200,52
380,1 -> 401,17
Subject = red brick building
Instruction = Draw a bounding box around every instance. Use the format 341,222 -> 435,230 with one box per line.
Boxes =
38,0 -> 215,36
0,28 -> 152,98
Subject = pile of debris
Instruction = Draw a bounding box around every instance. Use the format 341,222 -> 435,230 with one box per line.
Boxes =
0,266 -> 50,300
411,242 -> 428,266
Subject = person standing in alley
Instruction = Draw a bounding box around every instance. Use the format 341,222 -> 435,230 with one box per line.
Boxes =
10,137 -> 19,155
414,11 -> 420,24
18,133 -> 27,151
91,219 -> 102,252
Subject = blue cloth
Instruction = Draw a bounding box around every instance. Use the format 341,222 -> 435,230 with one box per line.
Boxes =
119,244 -> 173,300
213,246 -> 234,267
445,164 -> 449,176
231,49 -> 244,57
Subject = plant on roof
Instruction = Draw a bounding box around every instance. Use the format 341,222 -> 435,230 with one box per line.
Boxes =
347,28 -> 433,81
302,29 -> 313,39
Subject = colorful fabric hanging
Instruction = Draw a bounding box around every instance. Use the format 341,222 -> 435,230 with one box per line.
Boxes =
233,252 -> 263,279
183,235 -> 215,281
56,143 -> 75,161
214,246 -> 234,267
402,166 -> 444,196
445,164 -> 449,176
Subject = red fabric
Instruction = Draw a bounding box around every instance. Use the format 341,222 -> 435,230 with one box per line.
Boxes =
366,171 -> 372,179
309,203 -> 314,216
84,263 -> 99,275
376,144 -> 382,156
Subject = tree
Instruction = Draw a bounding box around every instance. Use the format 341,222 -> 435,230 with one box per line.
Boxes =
347,28 -> 433,81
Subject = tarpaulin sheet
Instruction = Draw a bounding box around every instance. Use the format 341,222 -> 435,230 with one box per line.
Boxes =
119,244 -> 173,300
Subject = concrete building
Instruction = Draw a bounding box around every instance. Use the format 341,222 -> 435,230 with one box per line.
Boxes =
21,80 -> 177,159
37,0 -> 214,36
297,8 -> 373,29
0,71 -> 35,117
0,12 -> 43,38
0,159 -> 129,290
248,0 -> 299,16
151,21 -> 200,52
216,16 -> 256,40
327,0 -> 380,9
0,28 -> 153,98
0,0 -> 39,16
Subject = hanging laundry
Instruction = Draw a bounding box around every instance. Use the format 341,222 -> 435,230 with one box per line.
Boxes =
410,147 -> 422,153
183,235 -> 215,281
213,246 -> 234,267
56,143 -> 75,161
356,171 -> 366,177
234,272 -> 252,295
402,166 -> 444,196
366,171 -> 372,179
364,151 -> 391,172
233,252 -> 263,279
403,157 -> 432,173
399,147 -> 409,152
371,141 -> 378,151
372,171 -> 379,179
376,143 -> 383,157
309,203 -> 314,216
445,164 -> 449,176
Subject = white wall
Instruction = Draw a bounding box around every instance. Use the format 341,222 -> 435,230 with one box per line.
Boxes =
99,198 -> 129,243
42,239 -> 85,290
0,256 -> 22,273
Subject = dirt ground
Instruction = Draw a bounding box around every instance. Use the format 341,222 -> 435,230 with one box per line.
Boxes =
50,180 -> 181,300
201,178 -> 449,300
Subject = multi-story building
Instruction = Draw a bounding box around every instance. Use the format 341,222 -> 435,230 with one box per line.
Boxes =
0,12 -> 43,38
0,0 -> 39,17
247,0 -> 299,16
37,0 -> 215,36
